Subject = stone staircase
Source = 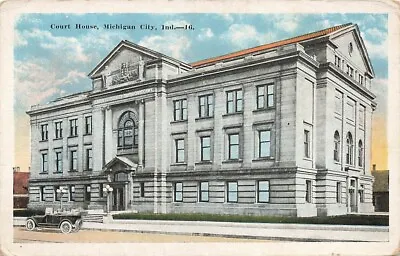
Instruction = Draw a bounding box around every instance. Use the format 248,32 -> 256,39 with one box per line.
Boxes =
82,209 -> 106,223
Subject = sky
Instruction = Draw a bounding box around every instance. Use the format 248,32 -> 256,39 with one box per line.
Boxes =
13,13 -> 388,172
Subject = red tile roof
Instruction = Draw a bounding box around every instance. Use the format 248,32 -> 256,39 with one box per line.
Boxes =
13,172 -> 29,195
191,23 -> 352,68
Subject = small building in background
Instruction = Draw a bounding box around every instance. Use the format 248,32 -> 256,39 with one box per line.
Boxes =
13,167 -> 30,209
371,165 -> 389,212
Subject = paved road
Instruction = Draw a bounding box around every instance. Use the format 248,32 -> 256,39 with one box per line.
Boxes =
13,227 -> 274,243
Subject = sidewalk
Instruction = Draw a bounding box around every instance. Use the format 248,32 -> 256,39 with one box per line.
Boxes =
82,219 -> 389,242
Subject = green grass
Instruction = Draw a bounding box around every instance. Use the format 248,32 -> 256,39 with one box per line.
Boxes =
112,212 -> 388,226
13,209 -> 45,217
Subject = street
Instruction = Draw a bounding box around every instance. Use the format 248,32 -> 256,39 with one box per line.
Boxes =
13,227 -> 274,243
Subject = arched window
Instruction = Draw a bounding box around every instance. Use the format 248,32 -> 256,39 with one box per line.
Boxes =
117,111 -> 138,148
358,140 -> 363,167
346,132 -> 353,165
334,131 -> 340,162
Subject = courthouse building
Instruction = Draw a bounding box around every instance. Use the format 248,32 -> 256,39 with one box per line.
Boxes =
27,23 -> 376,216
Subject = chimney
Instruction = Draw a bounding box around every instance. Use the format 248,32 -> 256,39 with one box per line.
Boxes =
372,164 -> 376,172
13,167 -> 20,172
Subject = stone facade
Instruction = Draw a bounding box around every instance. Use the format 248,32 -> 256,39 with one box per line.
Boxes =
27,24 -> 376,216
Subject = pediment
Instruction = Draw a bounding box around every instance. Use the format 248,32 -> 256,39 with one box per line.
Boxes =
88,41 -> 158,79
330,26 -> 375,77
103,156 -> 137,173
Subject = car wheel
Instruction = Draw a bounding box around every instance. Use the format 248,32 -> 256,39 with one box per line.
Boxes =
60,221 -> 72,234
74,219 -> 82,232
26,219 -> 35,231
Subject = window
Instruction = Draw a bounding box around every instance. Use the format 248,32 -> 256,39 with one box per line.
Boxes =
84,185 -> 91,202
228,134 -> 239,160
346,65 -> 354,78
334,131 -> 340,162
55,151 -> 63,173
54,186 -> 60,202
39,186 -> 45,202
304,130 -> 310,158
199,182 -> 209,202
358,140 -> 364,167
85,116 -> 92,135
41,124 -> 48,141
336,182 -> 341,203
175,139 -> 185,163
257,84 -> 274,109
55,121 -> 63,139
41,153 -> 48,173
346,132 -> 354,165
70,150 -> 77,171
359,107 -> 365,127
227,181 -> 238,203
117,111 -> 138,147
99,184 -> 103,198
69,185 -> 75,201
140,182 -> 145,197
86,148 -> 93,171
69,119 -> 78,137
199,94 -> 213,117
334,55 -> 341,68
258,130 -> 271,158
257,180 -> 270,203
174,182 -> 183,202
173,99 -> 187,121
359,185 -> 365,203
226,89 -> 243,113
305,180 -> 312,203
358,74 -> 364,85
200,136 -> 211,161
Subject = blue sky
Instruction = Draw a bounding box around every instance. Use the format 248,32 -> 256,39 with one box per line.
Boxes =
13,13 -> 388,170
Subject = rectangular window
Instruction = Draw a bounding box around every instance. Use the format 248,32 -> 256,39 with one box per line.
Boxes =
258,130 -> 271,158
256,84 -> 274,109
227,181 -> 238,203
199,181 -> 209,202
55,151 -> 63,173
359,106 -> 365,127
39,186 -> 45,202
336,182 -> 341,203
304,130 -> 310,158
175,139 -> 185,163
55,121 -> 63,139
257,180 -> 270,203
41,153 -> 48,173
140,182 -> 145,197
305,180 -> 312,203
54,186 -> 60,202
228,133 -> 239,160
358,74 -> 364,85
200,136 -> 211,161
70,150 -> 77,171
84,185 -> 91,202
199,94 -> 214,117
41,124 -> 48,141
359,185 -> 365,203
226,89 -> 243,113
173,99 -> 187,121
99,184 -> 103,198
86,148 -> 93,171
174,182 -> 183,202
69,185 -> 75,201
334,55 -> 341,68
69,119 -> 78,137
85,116 -> 92,135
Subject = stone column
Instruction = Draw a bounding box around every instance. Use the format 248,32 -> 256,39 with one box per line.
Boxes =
213,88 -> 224,170
138,100 -> 145,168
92,107 -> 104,173
104,106 -> 113,164
186,94 -> 196,171
242,84 -> 253,168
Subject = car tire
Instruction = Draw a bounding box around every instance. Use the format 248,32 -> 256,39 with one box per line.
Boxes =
60,221 -> 72,234
26,219 -> 36,231
73,219 -> 82,232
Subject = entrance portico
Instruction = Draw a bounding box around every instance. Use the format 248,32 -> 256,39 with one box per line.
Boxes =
102,156 -> 137,211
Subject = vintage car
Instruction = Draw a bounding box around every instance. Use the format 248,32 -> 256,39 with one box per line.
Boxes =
26,211 -> 83,234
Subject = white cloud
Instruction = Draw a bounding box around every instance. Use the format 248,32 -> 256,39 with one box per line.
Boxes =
197,28 -> 214,41
14,30 -> 28,47
139,34 -> 191,60
272,14 -> 300,33
18,29 -> 90,63
15,59 -> 86,107
365,28 -> 386,41
221,24 -> 275,49
364,37 -> 387,60
219,14 -> 234,23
